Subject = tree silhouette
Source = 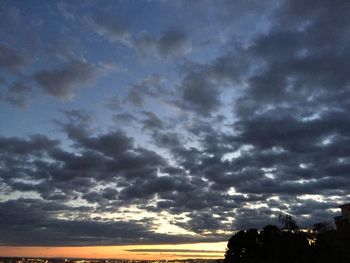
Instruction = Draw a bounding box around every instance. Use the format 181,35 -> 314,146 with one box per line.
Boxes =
224,229 -> 260,263
224,218 -> 350,263
313,225 -> 350,263
224,224 -> 310,263
278,213 -> 299,231
312,221 -> 333,234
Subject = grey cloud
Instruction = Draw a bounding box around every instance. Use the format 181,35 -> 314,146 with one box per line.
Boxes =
61,109 -> 93,127
113,112 -> 138,125
101,187 -> 119,200
44,34 -> 82,61
141,111 -> 164,131
105,95 -> 122,110
0,7 -> 21,32
134,32 -> 155,58
126,75 -> 165,107
174,49 -> 247,117
57,2 -> 76,22
153,131 -> 182,149
87,12 -> 130,44
127,88 -> 144,107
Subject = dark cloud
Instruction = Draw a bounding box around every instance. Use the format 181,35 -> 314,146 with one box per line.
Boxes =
127,88 -> 144,107
113,112 -> 138,125
148,0 -> 350,234
119,174 -> 195,201
75,130 -> 134,157
232,207 -> 277,230
158,30 -> 190,56
0,198 -> 204,246
174,50 -> 246,116
179,73 -> 221,116
101,187 -> 119,200
34,59 -> 98,100
1,0 -> 350,247
141,111 -> 164,131
0,134 -> 58,156
126,75 -> 166,107
135,30 -> 190,58
0,42 -> 30,73
175,212 -> 230,235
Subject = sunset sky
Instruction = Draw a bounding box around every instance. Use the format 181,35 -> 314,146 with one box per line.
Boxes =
1,0 -> 350,259
0,242 -> 226,260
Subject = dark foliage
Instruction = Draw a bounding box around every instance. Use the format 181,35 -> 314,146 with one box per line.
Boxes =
224,222 -> 350,263
313,227 -> 350,263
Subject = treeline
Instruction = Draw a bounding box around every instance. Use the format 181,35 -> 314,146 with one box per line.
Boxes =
224,215 -> 350,263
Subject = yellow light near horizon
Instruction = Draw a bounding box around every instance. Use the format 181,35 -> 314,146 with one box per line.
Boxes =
0,242 -> 227,260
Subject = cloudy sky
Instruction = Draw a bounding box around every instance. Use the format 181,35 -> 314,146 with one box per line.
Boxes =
1,0 -> 350,258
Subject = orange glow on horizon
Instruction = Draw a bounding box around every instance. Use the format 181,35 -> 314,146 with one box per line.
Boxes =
0,242 -> 226,260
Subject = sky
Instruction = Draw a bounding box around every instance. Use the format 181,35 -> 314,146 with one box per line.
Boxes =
0,0 -> 350,259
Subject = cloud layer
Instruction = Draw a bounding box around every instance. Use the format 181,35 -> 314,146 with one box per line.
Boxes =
1,0 -> 350,246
